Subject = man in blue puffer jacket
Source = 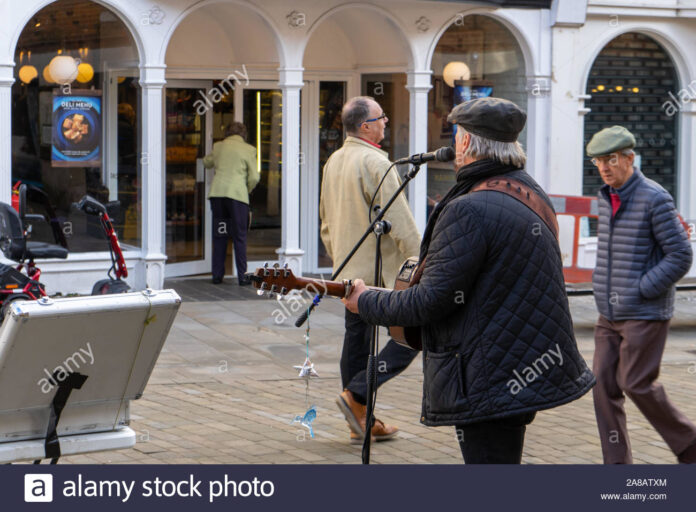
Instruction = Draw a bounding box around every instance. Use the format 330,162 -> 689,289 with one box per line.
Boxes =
588,125 -> 696,464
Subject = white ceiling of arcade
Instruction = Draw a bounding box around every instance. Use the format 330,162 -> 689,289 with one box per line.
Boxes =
165,2 -> 412,71
303,8 -> 412,70
165,3 -> 279,68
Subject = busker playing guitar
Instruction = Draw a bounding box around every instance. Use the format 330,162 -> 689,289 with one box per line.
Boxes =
342,98 -> 595,463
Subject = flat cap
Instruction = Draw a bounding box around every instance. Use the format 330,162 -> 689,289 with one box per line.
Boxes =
586,125 -> 636,157
447,97 -> 526,143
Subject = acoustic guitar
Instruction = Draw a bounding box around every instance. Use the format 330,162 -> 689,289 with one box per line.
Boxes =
247,257 -> 423,350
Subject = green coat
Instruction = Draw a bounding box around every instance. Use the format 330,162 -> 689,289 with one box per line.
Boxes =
203,135 -> 260,204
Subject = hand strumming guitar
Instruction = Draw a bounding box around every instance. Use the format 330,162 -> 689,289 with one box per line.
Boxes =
342,278 -> 368,314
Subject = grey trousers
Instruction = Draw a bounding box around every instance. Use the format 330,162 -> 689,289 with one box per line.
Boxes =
593,315 -> 696,463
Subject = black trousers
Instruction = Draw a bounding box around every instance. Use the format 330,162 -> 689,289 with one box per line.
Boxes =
455,412 -> 536,464
210,197 -> 249,282
342,309 -> 417,404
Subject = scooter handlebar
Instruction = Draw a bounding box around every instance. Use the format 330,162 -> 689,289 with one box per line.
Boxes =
73,195 -> 107,216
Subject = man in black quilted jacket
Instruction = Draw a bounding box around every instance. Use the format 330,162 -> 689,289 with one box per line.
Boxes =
587,125 -> 696,464
342,97 -> 595,463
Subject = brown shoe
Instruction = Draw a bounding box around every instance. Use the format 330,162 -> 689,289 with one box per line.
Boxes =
336,390 -> 366,435
370,418 -> 399,441
336,390 -> 399,442
350,431 -> 376,445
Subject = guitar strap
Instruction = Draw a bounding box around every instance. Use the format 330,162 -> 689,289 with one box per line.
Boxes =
471,176 -> 560,240
410,176 -> 559,287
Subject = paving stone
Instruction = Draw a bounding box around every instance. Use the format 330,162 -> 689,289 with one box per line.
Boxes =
52,283 -> 696,465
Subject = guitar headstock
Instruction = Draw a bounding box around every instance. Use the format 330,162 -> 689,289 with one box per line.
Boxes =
247,262 -> 299,298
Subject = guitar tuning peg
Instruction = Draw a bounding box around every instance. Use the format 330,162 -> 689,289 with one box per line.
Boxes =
263,262 -> 269,268
270,284 -> 278,293
256,289 -> 265,296
260,282 -> 268,291
281,287 -> 288,295
283,263 -> 289,269
273,262 -> 280,269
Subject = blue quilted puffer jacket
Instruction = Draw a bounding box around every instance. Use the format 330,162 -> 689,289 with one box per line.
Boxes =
593,169 -> 693,321
358,168 -> 595,426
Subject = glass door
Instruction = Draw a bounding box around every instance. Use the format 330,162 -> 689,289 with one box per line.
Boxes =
317,81 -> 346,269
164,81 -> 212,276
243,87 -> 283,262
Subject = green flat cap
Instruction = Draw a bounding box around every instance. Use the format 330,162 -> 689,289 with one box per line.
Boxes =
586,125 -> 636,157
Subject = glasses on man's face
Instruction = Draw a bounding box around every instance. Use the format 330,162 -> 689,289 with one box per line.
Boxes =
591,153 -> 621,167
363,112 -> 388,123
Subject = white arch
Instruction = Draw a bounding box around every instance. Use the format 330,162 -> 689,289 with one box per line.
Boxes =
161,0 -> 286,68
9,0 -> 145,65
301,2 -> 416,69
425,8 -> 535,78
579,26 -> 692,95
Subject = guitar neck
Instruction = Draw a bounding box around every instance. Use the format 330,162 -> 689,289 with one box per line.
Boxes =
292,276 -> 386,298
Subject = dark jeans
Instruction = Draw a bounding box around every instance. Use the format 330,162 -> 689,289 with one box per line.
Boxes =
342,309 -> 417,404
210,197 -> 249,282
455,412 -> 536,464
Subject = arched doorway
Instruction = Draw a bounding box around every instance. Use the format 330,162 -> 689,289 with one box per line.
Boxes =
303,5 -> 413,271
164,2 -> 282,276
429,14 -> 527,210
12,0 -> 141,254
583,33 -> 679,198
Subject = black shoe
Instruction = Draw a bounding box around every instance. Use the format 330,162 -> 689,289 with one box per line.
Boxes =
212,277 -> 223,284
238,277 -> 251,286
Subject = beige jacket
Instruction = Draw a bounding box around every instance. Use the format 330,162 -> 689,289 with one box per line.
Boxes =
320,136 -> 421,287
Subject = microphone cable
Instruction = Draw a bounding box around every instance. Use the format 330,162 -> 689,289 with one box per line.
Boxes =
368,162 -> 400,223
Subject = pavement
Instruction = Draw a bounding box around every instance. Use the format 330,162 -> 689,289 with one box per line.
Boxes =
61,276 -> 696,465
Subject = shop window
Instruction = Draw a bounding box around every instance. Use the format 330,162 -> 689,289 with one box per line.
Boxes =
584,33 -> 678,198
12,0 -> 140,252
428,15 -> 526,216
361,74 -> 409,162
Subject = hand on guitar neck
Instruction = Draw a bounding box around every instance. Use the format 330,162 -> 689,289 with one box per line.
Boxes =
247,258 -> 422,351
341,279 -> 367,313
246,263 -> 385,301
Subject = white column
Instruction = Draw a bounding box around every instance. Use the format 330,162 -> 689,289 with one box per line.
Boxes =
0,62 -> 14,204
525,76 -> 552,190
276,67 -> 305,275
139,64 -> 167,289
406,70 -> 432,235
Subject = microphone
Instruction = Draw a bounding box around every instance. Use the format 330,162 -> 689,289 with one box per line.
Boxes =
394,146 -> 454,166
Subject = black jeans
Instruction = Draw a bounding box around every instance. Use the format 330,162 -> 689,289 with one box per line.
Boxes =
210,197 -> 249,282
455,412 -> 536,464
342,309 -> 417,404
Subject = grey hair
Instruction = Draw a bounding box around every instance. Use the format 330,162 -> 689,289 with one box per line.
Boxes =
342,96 -> 375,134
458,127 -> 526,168
621,149 -> 635,156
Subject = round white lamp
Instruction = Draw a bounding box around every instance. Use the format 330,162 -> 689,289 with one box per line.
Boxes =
48,55 -> 79,85
443,61 -> 471,88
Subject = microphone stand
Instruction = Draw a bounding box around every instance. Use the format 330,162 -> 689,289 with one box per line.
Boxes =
294,162 -> 423,465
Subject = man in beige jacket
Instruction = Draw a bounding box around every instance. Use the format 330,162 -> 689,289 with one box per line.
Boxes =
320,96 -> 421,444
